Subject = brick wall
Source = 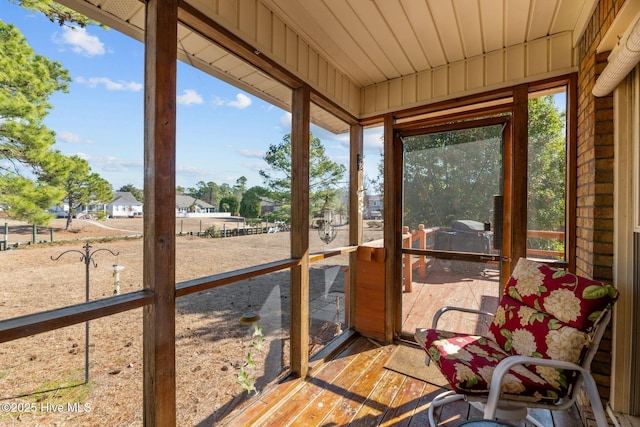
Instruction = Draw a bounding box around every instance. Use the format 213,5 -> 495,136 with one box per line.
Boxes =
575,0 -> 624,418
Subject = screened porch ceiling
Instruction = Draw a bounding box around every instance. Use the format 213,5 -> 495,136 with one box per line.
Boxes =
60,0 -> 598,133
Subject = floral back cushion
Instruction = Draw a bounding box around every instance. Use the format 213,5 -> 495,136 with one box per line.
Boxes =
504,258 -> 618,331
488,295 -> 588,364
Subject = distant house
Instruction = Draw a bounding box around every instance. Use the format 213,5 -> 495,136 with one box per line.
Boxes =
107,191 -> 143,218
175,195 -> 216,215
260,199 -> 278,216
365,194 -> 382,220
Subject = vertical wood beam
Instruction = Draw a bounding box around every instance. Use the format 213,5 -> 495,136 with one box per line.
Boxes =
290,85 -> 310,378
566,73 -> 578,273
511,84 -> 529,266
348,123 -> 364,327
383,114 -> 400,342
501,121 -> 514,286
143,0 -> 178,424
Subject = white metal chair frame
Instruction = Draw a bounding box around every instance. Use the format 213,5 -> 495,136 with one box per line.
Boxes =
419,305 -> 611,427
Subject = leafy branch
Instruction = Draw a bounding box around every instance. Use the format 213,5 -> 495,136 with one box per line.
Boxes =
236,323 -> 264,394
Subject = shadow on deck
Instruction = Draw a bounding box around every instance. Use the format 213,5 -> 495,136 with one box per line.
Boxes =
221,335 -> 583,427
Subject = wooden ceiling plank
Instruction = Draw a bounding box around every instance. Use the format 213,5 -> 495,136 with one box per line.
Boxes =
479,0 -> 504,53
401,0 -> 446,68
348,0 -> 416,76
265,0 -> 382,86
453,0 -> 484,58
528,0 -> 557,40
428,0 -> 465,62
321,0 -> 397,80
374,0 -> 429,73
505,0 -> 530,46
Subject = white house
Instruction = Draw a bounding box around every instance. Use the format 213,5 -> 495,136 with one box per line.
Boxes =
107,191 -> 143,218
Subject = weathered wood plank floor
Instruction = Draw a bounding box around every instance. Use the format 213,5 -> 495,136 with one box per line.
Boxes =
222,336 -> 583,427
401,261 -> 501,336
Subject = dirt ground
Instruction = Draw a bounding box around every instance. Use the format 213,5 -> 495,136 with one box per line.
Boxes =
0,215 -> 383,426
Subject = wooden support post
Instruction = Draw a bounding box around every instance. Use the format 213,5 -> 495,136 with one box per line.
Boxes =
290,85 -> 310,378
348,123 -> 364,328
511,85 -> 528,274
143,0 -> 178,424
402,226 -> 412,292
383,114 -> 401,342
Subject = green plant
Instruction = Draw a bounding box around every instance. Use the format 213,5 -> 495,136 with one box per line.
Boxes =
236,323 -> 264,394
204,224 -> 219,238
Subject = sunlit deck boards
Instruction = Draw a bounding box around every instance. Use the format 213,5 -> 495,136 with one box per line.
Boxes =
222,336 -> 583,426
402,261 -> 501,337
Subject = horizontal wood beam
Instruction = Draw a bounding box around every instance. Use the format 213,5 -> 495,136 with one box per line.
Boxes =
177,1 -> 358,126
309,246 -> 357,263
0,291 -> 153,343
176,258 -> 300,297
177,0 -> 301,90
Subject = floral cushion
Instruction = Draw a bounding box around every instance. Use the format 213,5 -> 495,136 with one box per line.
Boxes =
421,329 -> 567,403
487,295 -> 589,363
504,258 -> 618,330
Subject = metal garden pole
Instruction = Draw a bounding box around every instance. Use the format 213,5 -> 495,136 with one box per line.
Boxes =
51,243 -> 119,383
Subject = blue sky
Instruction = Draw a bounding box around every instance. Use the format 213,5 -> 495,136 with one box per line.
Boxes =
2,3 -> 383,191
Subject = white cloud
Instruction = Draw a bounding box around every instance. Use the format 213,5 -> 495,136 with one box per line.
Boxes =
237,149 -> 265,159
212,93 -> 253,109
177,89 -> 204,106
280,112 -> 292,129
227,93 -> 252,109
55,27 -> 105,56
76,76 -> 143,92
57,131 -> 92,144
74,153 -> 142,172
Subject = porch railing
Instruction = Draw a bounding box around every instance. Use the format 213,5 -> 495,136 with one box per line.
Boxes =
401,225 -> 566,289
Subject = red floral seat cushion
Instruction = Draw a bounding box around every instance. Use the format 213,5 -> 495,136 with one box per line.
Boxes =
421,329 -> 567,403
504,258 -> 618,330
487,295 -> 589,363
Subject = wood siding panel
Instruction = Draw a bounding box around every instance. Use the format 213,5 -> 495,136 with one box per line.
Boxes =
238,0 -> 256,41
449,61 -> 466,94
467,56 -> 485,90
376,83 -> 389,112
359,35 -> 575,118
433,67 -> 448,98
354,247 -> 386,340
506,45 -> 526,82
486,51 -> 505,86
389,79 -> 402,109
527,38 -> 549,76
417,70 -> 432,101
297,38 -> 309,81
285,27 -> 297,69
308,50 -> 319,87
403,75 -> 417,105
550,32 -> 574,71
217,0 -> 237,28
271,14 -> 286,62
318,57 -> 328,93
256,2 -> 272,53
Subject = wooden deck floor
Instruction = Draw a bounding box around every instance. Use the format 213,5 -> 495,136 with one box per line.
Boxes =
222,336 -> 583,427
401,260 -> 501,336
